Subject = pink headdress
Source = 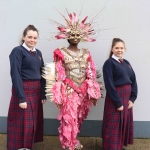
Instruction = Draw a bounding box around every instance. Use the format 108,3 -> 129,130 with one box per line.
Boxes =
55,12 -> 96,42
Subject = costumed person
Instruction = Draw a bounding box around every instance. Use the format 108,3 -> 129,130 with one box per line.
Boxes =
7,25 -> 46,150
43,12 -> 101,150
102,38 -> 138,150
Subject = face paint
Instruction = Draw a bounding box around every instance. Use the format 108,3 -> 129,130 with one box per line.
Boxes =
69,30 -> 81,40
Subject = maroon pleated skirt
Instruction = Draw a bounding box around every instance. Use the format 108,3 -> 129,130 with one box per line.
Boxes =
7,80 -> 43,150
102,84 -> 133,150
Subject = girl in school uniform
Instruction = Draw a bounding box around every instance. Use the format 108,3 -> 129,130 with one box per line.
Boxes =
102,38 -> 138,150
7,25 -> 46,150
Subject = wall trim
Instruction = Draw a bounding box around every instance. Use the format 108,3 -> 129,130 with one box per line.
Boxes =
0,117 -> 150,138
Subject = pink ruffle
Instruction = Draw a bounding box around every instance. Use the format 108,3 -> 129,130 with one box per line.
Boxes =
58,92 -> 79,150
54,49 -> 66,81
56,78 -> 99,150
57,91 -> 92,150
51,81 -> 65,104
87,79 -> 101,99
53,78 -> 100,149
64,78 -> 87,94
53,48 -> 64,61
55,60 -> 66,81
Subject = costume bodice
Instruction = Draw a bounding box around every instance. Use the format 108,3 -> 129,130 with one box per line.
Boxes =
60,47 -> 89,86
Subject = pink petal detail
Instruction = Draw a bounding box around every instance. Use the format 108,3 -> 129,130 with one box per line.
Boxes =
69,13 -> 73,23
55,34 -> 69,39
87,79 -> 101,99
79,16 -> 88,29
73,12 -> 77,23
54,49 -> 64,61
84,37 -> 96,42
56,60 -> 66,81
51,82 -> 63,104
57,27 -> 67,32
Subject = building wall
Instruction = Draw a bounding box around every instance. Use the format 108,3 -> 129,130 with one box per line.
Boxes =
0,0 -> 150,137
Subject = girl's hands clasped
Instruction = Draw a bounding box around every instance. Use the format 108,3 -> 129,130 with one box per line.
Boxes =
117,100 -> 133,111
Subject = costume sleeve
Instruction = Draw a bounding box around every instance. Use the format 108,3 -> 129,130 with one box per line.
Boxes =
51,48 -> 66,105
129,65 -> 138,103
103,60 -> 122,108
9,48 -> 26,103
39,51 -> 46,100
86,51 -> 101,100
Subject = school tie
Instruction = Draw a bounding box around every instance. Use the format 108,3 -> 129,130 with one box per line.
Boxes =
119,59 -> 123,63
30,50 -> 36,55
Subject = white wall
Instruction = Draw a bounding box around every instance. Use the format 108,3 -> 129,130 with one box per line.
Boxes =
0,0 -> 150,121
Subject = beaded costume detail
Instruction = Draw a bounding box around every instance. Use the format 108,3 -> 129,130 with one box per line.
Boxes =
60,47 -> 89,86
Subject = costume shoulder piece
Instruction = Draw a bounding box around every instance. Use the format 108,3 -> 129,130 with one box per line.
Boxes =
53,47 -> 65,61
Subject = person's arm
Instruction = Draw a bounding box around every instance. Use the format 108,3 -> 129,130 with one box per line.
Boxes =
51,48 -> 66,106
129,66 -> 138,103
39,51 -> 46,102
103,60 -> 122,109
9,48 -> 26,103
86,51 -> 101,104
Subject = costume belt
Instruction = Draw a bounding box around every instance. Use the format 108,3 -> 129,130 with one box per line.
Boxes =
66,76 -> 86,85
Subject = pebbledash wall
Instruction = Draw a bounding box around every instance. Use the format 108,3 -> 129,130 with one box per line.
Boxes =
0,0 -> 150,138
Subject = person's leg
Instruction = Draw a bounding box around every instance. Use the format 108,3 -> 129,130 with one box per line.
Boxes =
58,92 -> 79,150
75,94 -> 92,150
102,95 -> 122,150
7,88 -> 25,150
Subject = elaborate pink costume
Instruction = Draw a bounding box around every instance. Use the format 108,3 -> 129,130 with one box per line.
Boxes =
43,12 -> 101,150
51,47 -> 101,150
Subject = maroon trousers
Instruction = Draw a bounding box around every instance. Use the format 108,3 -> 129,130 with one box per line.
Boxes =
7,80 -> 43,150
102,84 -> 133,150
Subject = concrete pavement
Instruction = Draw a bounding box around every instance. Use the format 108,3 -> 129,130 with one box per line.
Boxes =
0,134 -> 150,150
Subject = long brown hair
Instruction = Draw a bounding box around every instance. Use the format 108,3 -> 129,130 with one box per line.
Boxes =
20,25 -> 39,44
108,38 -> 125,58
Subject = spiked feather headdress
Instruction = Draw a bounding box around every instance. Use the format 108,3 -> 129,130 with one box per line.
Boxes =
55,12 -> 96,42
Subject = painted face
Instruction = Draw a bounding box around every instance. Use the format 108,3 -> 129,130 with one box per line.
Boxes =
69,30 -> 81,40
112,42 -> 125,58
69,30 -> 81,44
23,30 -> 38,50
